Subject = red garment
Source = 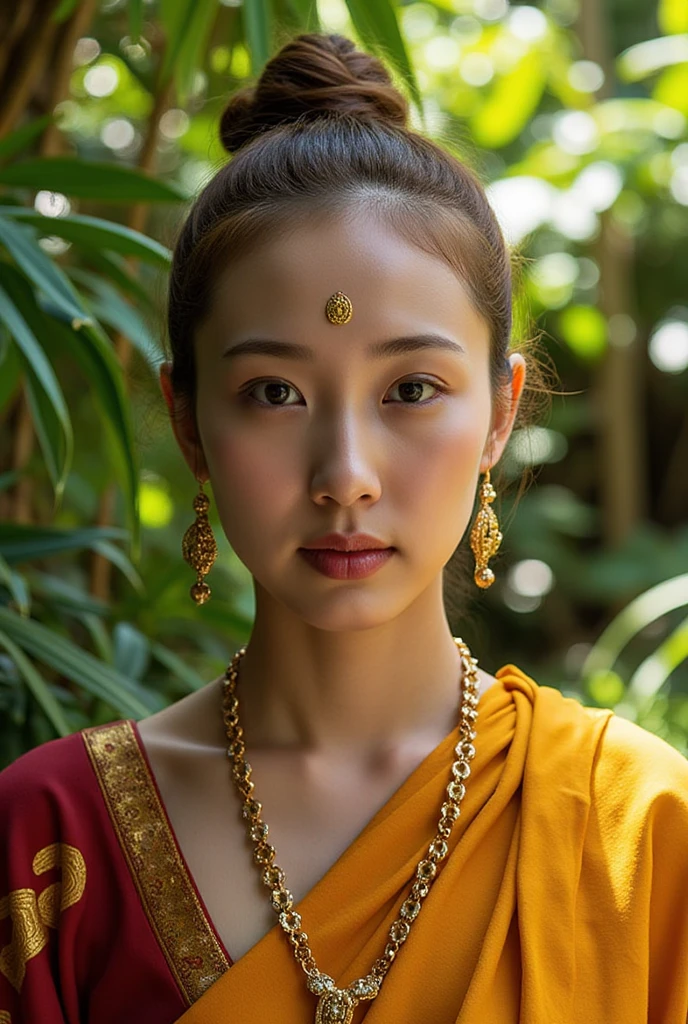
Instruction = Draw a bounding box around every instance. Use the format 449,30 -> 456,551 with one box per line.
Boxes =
0,721 -> 230,1023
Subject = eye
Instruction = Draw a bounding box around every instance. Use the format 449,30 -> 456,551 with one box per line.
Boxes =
385,378 -> 443,404
244,379 -> 302,406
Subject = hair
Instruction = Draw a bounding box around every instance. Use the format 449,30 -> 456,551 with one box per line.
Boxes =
164,31 -> 549,622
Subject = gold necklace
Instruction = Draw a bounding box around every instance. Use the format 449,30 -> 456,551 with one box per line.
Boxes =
222,636 -> 481,1024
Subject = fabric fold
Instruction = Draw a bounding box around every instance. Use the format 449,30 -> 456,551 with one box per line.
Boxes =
175,667 -> 688,1024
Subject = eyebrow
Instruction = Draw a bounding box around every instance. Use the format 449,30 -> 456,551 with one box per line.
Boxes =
221,333 -> 465,362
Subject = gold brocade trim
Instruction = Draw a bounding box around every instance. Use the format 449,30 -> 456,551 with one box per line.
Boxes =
0,844 -> 86,993
0,1011 -> 11,1023
82,722 -> 230,1005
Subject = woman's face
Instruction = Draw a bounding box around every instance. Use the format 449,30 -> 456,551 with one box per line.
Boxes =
163,210 -> 525,631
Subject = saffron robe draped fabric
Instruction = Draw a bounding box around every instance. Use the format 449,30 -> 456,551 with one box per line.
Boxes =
1,665 -> 687,1023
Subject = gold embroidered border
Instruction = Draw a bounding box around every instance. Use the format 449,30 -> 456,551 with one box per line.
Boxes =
82,722 -> 230,1005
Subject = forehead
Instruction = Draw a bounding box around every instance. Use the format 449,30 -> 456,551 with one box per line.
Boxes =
203,210 -> 489,351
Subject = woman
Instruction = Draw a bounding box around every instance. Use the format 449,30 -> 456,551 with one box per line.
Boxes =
1,31 -> 687,1024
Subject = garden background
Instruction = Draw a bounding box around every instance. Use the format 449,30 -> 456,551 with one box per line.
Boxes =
0,0 -> 687,766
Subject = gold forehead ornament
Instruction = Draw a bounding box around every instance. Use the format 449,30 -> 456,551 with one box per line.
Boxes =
325,291 -> 353,325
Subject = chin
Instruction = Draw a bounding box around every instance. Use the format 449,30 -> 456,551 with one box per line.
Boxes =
272,584 -> 412,634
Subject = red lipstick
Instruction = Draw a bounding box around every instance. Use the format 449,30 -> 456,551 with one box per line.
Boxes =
299,533 -> 395,580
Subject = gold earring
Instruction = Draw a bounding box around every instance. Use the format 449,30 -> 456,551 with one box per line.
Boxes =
470,468 -> 502,589
182,480 -> 218,605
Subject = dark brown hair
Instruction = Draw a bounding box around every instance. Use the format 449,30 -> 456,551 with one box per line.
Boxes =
165,32 -> 545,618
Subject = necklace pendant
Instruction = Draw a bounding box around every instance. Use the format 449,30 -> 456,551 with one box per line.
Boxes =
314,989 -> 357,1023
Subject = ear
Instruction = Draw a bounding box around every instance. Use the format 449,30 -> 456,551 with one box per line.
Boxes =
480,353 -> 527,473
159,361 -> 209,482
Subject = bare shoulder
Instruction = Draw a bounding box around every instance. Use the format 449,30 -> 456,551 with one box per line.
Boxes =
137,674 -> 226,754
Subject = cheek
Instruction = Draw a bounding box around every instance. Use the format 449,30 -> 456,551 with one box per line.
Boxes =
197,406 -> 300,536
389,391 -> 490,511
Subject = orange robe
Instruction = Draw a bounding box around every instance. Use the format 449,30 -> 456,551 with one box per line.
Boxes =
2,665 -> 687,1023
176,666 -> 688,1023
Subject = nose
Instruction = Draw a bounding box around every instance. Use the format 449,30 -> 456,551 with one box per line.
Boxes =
308,407 -> 383,508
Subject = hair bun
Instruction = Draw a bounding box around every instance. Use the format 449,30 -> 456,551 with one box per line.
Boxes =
219,32 -> 409,154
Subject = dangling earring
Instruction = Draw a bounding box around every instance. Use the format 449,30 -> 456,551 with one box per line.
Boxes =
470,468 -> 502,589
182,479 -> 218,605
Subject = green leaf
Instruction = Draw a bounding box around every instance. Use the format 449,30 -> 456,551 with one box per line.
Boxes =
557,305 -> 608,362
0,523 -> 128,564
243,0 -> 273,76
659,0 -> 688,36
0,334 -> 22,412
0,272 -> 73,503
159,0 -> 219,101
0,630 -> 71,737
617,35 -> 688,82
582,574 -> 688,677
90,540 -> 145,594
0,215 -> 89,325
129,0 -> 144,42
586,670 -> 626,707
113,621 -> 150,681
284,0 -> 320,30
344,0 -> 422,114
0,555 -> 31,616
77,250 -> 156,312
0,116 -> 54,162
52,0 -> 80,21
21,351 -> 73,506
628,614 -> 688,702
69,269 -> 161,373
2,208 -> 171,268
28,570 -> 109,617
0,606 -> 159,718
150,640 -> 207,692
472,49 -> 547,149
53,318 -> 141,562
0,159 -> 187,202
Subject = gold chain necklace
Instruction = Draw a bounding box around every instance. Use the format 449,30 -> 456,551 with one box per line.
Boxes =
221,636 -> 481,1024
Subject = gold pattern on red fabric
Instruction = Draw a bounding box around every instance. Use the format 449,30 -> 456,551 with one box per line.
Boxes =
82,722 -> 230,1005
0,843 -> 86,993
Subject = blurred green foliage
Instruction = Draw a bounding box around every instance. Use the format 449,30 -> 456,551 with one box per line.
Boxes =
1,0 -> 687,766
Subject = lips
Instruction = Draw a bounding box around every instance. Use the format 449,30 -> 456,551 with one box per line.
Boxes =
301,532 -> 390,552
298,547 -> 395,580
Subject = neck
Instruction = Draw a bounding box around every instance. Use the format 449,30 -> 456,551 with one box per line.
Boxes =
236,579 -> 472,762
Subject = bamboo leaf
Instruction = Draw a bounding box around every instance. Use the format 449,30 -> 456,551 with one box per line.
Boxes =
0,607 -> 160,718
29,310 -> 141,563
0,117 -> 54,162
628,614 -> 688,702
284,0 -> 320,30
0,216 -> 89,325
69,269 -> 161,373
77,250 -> 156,311
0,159 -> 187,202
150,640 -> 207,692
90,540 -> 146,594
344,0 -> 422,113
0,523 -> 128,564
129,0 -> 144,42
28,570 -> 109,617
0,630 -> 71,737
581,574 -> 688,677
243,0 -> 273,76
0,334 -> 22,412
3,208 -> 171,267
0,274 -> 73,505
21,351 -> 73,506
52,0 -> 80,22
0,555 -> 31,616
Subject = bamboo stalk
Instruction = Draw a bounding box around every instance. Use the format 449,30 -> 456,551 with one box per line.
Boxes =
577,0 -> 647,546
0,2 -> 59,138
